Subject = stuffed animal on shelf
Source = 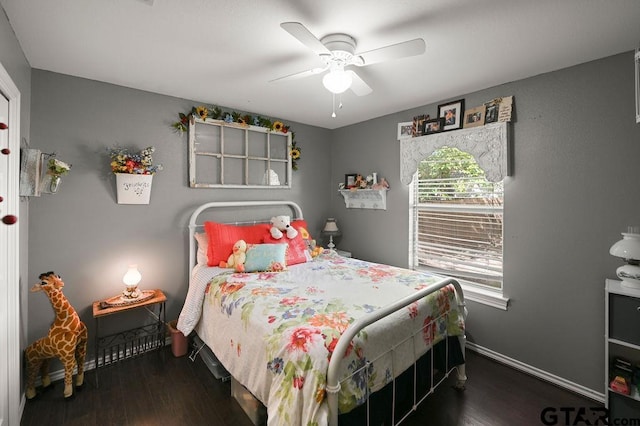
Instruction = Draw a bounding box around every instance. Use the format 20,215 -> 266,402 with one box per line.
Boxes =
269,215 -> 298,240
219,239 -> 247,272
372,177 -> 390,190
25,271 -> 88,400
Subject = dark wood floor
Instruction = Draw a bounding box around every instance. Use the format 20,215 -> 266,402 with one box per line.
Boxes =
21,348 -> 599,426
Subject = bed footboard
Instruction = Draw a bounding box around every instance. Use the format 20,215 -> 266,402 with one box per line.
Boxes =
326,277 -> 466,426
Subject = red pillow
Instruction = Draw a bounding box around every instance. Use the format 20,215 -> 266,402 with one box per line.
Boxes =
263,232 -> 310,266
204,221 -> 271,266
291,219 -> 313,240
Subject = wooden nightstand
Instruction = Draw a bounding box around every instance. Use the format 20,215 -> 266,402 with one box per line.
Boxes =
92,289 -> 166,386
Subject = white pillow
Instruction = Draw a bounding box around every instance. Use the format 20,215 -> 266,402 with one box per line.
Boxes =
194,232 -> 209,265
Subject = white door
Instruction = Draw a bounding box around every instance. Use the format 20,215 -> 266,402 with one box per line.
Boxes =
0,92 -> 11,426
0,63 -> 20,426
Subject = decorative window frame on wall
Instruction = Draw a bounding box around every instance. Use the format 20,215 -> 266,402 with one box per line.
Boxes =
188,118 -> 292,188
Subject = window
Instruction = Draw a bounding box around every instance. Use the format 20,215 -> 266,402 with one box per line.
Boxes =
411,147 -> 503,290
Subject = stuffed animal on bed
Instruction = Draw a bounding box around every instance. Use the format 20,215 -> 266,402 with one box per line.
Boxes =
25,271 -> 88,400
269,215 -> 298,240
308,239 -> 323,258
219,239 -> 247,272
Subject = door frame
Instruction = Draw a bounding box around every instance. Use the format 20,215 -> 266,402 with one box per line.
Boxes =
0,60 -> 21,426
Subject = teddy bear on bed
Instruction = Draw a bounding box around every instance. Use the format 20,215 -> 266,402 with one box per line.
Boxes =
219,239 -> 247,272
269,215 -> 298,240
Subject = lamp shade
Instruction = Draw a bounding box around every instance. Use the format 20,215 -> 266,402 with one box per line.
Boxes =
322,69 -> 352,94
322,218 -> 341,235
123,264 -> 142,286
610,232 -> 640,260
322,218 -> 341,250
610,229 -> 640,288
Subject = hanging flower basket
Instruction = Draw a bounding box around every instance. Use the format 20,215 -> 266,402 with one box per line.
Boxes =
108,146 -> 162,205
116,173 -> 153,204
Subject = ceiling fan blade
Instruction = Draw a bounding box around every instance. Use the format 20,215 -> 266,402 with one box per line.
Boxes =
269,66 -> 327,83
280,22 -> 331,55
347,70 -> 373,96
356,38 -> 426,66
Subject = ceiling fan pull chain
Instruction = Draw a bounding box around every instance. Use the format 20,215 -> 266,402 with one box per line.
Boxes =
331,93 -> 337,118
339,94 -> 343,110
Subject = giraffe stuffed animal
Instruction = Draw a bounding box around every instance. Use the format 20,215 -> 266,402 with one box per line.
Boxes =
25,271 -> 88,400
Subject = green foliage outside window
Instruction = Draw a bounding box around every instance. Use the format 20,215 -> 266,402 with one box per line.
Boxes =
418,147 -> 498,201
418,146 -> 484,180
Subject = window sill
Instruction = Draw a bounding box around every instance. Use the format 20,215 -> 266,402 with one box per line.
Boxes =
460,282 -> 509,310
414,267 -> 508,310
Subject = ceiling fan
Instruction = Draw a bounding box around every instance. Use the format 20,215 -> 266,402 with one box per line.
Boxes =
273,22 -> 426,116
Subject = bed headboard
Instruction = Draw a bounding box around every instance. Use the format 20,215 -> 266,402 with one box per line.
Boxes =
188,200 -> 304,272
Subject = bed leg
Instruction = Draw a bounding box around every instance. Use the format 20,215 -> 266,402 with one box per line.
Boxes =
453,364 -> 467,391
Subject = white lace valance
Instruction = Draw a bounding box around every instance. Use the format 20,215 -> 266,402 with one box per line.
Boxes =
399,121 -> 509,184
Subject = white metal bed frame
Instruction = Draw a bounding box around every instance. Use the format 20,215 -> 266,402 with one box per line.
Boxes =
187,200 -> 467,426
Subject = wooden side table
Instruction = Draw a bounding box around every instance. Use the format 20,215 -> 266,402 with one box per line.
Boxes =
92,289 -> 166,386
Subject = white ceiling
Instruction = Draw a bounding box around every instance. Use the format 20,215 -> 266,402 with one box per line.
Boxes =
2,0 -> 640,129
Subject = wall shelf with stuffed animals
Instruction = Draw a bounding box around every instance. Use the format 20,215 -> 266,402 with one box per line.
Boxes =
339,189 -> 388,210
339,172 -> 389,210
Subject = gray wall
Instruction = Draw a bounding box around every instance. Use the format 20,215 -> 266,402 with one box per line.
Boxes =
27,70 -> 332,350
0,4 -> 32,363
18,40 -> 640,395
330,51 -> 640,393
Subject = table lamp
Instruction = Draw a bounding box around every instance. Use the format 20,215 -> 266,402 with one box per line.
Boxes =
322,218 -> 342,250
610,227 -> 640,289
122,264 -> 142,299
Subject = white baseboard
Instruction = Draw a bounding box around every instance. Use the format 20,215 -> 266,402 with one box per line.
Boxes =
24,338 -> 171,388
467,342 -> 605,403
24,340 -> 604,407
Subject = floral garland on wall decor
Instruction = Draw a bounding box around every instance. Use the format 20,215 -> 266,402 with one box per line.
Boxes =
172,105 -> 302,170
108,146 -> 163,174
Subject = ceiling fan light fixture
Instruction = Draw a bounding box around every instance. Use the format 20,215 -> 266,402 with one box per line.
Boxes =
322,68 -> 352,94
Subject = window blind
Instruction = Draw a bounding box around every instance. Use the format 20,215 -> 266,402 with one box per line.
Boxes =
414,175 -> 503,288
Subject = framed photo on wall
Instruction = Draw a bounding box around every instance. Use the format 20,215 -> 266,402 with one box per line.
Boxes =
423,118 -> 445,134
345,174 -> 357,189
484,96 -> 514,123
412,114 -> 430,137
438,99 -> 465,131
484,101 -> 499,123
397,122 -> 413,139
463,105 -> 486,128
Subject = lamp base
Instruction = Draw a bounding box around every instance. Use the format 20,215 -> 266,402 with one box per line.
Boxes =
327,235 -> 336,251
616,264 -> 640,289
123,284 -> 140,299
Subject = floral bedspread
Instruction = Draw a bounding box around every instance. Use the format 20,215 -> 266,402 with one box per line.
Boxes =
194,250 -> 465,426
